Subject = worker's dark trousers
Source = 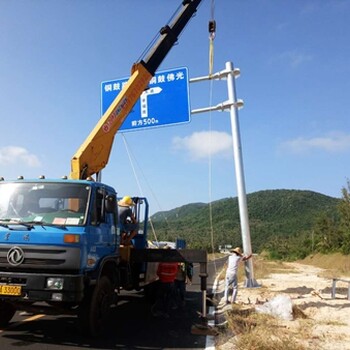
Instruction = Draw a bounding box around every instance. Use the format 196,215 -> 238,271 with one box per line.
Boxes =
156,281 -> 175,313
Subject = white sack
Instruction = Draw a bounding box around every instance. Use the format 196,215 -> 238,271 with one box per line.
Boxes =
255,294 -> 293,321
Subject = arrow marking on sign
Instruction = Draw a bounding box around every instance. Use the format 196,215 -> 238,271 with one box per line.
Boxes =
141,87 -> 163,118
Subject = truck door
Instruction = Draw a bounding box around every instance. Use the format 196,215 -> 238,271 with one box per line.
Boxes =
89,186 -> 117,255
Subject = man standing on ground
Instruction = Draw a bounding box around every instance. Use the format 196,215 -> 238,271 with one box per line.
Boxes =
152,247 -> 178,318
223,247 -> 252,304
174,262 -> 193,307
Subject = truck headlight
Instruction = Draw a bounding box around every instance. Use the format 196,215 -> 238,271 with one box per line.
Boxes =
51,293 -> 63,301
46,277 -> 64,290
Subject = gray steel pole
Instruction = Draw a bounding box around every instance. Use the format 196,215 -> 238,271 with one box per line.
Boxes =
226,61 -> 258,287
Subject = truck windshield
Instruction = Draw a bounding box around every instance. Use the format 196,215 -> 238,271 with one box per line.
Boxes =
0,182 -> 91,226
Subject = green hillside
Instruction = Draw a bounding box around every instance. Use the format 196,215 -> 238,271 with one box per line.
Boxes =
149,189 -> 340,255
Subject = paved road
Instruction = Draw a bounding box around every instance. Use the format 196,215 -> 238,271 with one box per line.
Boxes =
0,259 -> 225,349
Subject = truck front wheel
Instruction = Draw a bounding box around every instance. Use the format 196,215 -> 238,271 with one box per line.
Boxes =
78,276 -> 113,337
0,301 -> 16,327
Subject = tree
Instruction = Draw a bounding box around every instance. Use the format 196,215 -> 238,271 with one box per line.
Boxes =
313,213 -> 340,253
338,180 -> 350,254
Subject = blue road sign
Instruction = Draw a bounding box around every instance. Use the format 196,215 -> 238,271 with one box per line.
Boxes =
101,67 -> 190,132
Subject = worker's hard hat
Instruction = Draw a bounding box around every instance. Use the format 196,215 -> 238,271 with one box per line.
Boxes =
118,195 -> 135,207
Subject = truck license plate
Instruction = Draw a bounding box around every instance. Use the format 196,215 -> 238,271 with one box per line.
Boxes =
0,285 -> 22,296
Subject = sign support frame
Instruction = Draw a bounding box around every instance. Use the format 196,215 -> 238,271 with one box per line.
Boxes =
190,61 -> 259,288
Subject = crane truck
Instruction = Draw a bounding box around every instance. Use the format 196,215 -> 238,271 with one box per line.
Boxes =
0,0 -> 207,336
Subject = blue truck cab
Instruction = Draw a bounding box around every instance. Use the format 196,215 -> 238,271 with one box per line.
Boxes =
0,177 -> 152,335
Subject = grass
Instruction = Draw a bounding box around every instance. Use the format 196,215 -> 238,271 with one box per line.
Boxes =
248,257 -> 291,280
237,252 -> 350,281
300,253 -> 350,278
218,252 -> 350,285
217,306 -> 312,350
319,319 -> 347,326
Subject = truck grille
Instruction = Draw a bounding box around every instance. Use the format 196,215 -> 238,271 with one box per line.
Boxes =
0,245 -> 81,271
0,276 -> 26,285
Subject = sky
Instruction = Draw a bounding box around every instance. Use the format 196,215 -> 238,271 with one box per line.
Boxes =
1,0 -> 350,215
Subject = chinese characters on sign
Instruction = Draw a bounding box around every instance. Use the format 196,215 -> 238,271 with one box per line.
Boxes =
101,67 -> 190,132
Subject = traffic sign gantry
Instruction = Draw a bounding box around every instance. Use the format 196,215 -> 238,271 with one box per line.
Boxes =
101,67 -> 190,132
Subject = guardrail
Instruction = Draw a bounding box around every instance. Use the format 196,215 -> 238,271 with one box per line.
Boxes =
331,278 -> 350,300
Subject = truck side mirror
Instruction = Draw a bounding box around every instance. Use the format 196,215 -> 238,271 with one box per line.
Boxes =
105,194 -> 116,213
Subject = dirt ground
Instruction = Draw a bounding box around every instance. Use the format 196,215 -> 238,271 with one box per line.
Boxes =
215,262 -> 350,350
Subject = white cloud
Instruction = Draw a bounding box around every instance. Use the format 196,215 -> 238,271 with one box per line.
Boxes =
301,1 -> 349,15
0,146 -> 41,167
300,2 -> 320,15
281,132 -> 350,154
172,131 -> 232,160
274,50 -> 313,68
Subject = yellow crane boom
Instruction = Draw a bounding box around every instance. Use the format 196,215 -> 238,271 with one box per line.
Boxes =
70,0 -> 202,180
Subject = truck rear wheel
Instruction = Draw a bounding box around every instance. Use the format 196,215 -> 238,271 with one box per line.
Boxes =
78,276 -> 113,337
0,301 -> 16,327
